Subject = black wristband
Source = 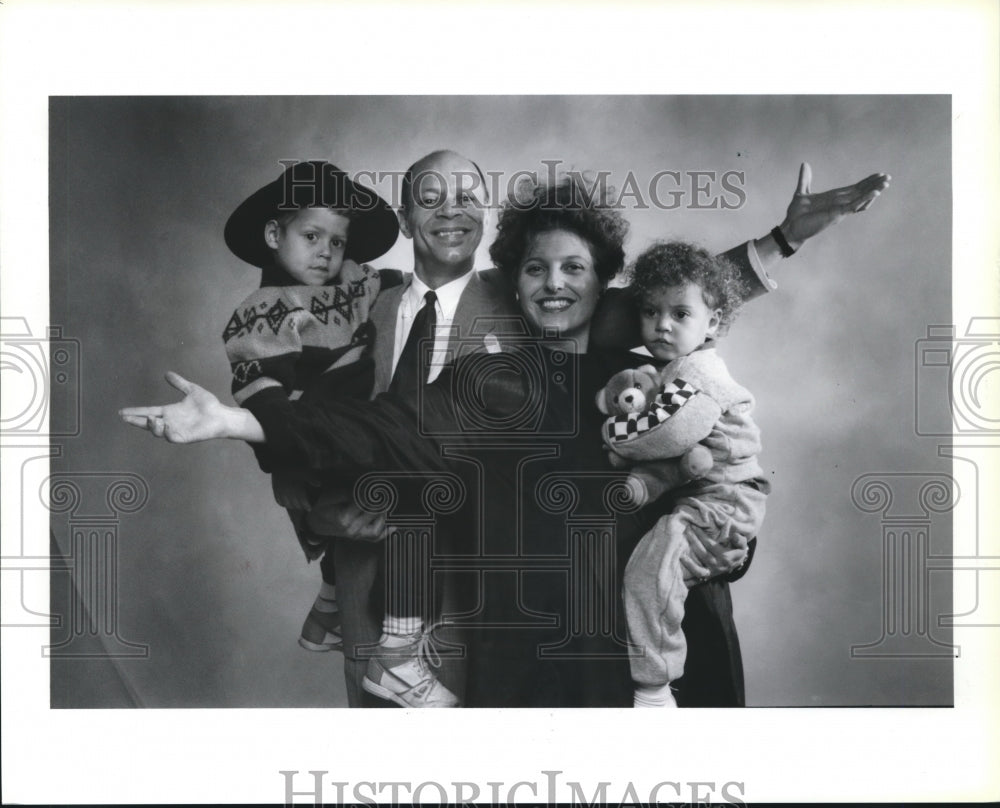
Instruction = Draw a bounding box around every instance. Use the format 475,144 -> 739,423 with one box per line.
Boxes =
771,225 -> 797,258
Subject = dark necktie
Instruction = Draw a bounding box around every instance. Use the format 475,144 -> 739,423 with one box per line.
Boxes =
389,290 -> 437,396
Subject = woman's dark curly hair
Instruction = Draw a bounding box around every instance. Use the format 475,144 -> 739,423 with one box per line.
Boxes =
628,241 -> 749,333
489,177 -> 629,284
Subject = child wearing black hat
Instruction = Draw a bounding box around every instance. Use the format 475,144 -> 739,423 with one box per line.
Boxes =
222,160 -> 400,653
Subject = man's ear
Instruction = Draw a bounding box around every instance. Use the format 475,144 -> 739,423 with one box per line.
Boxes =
264,219 -> 281,249
707,308 -> 722,338
397,208 -> 412,239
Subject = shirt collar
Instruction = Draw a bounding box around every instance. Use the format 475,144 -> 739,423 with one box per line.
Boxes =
405,268 -> 476,320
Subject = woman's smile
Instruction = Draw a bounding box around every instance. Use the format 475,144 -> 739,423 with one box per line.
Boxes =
536,296 -> 574,312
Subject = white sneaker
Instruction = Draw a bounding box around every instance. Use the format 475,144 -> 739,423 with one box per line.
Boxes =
362,627 -> 459,708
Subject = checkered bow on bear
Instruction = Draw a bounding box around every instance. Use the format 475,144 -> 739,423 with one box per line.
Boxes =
605,377 -> 699,443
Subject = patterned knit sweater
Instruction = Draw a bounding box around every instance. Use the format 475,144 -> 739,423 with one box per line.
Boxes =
222,260 -> 380,405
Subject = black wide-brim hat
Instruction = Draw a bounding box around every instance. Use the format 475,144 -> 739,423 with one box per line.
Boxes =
224,160 -> 399,267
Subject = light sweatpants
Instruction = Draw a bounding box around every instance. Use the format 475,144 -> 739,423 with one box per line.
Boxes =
623,481 -> 767,688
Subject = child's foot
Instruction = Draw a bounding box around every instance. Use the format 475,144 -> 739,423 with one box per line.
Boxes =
362,626 -> 459,708
298,594 -> 342,652
633,682 -> 677,708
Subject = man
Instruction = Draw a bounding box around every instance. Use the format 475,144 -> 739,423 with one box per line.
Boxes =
298,151 -> 891,707
307,151 -> 519,707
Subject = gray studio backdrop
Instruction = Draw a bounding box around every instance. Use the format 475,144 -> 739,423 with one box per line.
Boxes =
47,95 -> 952,707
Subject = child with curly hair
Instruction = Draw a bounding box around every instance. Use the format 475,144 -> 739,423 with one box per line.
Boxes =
606,241 -> 769,707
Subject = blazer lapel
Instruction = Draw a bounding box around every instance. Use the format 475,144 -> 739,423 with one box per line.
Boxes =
371,270 -> 518,397
451,269 -> 522,353
450,272 -> 487,350
370,278 -> 408,396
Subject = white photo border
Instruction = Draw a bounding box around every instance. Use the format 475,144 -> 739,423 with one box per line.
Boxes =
1,0 -> 998,804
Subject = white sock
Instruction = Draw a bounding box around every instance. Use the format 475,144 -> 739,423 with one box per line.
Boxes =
381,615 -> 422,646
634,682 -> 677,708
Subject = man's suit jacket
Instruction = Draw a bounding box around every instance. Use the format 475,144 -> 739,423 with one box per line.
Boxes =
368,267 -> 524,396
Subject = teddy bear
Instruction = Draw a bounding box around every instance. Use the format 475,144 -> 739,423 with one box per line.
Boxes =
595,364 -> 719,507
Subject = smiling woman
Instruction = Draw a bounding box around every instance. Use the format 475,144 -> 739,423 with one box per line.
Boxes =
490,178 -> 629,352
515,230 -> 603,349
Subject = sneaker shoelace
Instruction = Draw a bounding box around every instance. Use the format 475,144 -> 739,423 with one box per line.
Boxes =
411,621 -> 448,673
